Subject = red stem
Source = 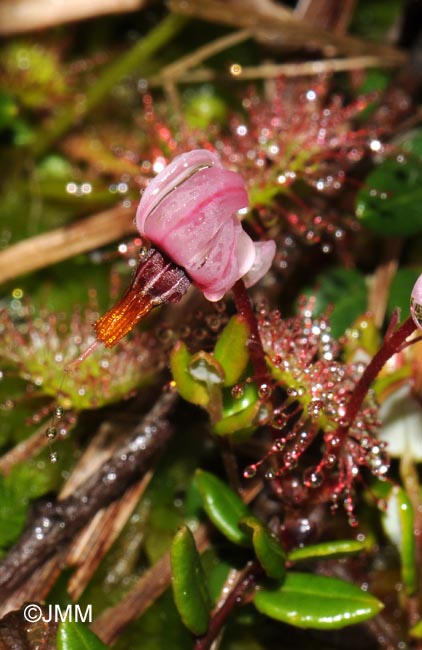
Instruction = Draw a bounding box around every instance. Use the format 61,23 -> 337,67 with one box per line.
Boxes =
231,280 -> 269,382
194,562 -> 261,650
339,316 -> 416,438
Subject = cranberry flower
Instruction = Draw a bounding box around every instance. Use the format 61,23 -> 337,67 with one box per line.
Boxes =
94,150 -> 275,348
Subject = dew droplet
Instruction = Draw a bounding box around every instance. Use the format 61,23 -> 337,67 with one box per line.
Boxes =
55,407 -> 64,419
231,384 -> 244,399
258,383 -> 272,399
303,467 -> 323,488
265,469 -> 275,479
45,427 -> 57,440
50,451 -> 58,463
244,464 -> 257,479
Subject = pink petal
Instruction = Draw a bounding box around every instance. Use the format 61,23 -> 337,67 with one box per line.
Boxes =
410,274 -> 422,330
243,240 -> 276,288
136,149 -> 222,233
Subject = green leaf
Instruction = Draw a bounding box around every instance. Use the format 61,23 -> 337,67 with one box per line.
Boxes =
288,539 -> 367,562
170,342 -> 209,407
170,525 -> 212,635
356,155 -> 422,236
213,399 -> 261,440
57,621 -> 108,649
301,268 -> 367,337
382,486 -> 417,595
214,315 -> 251,386
410,619 -> 422,639
0,474 -> 28,551
240,517 -> 286,579
195,470 -> 251,545
387,267 -> 422,318
254,572 -> 383,629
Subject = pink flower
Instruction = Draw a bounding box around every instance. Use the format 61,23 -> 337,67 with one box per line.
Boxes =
136,149 -> 275,301
410,274 -> 422,330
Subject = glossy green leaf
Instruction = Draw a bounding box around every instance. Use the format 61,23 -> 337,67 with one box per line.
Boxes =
240,517 -> 286,579
170,342 -> 209,407
288,539 -> 367,562
170,525 -> 212,635
195,470 -> 251,545
57,621 -> 108,650
254,572 -> 383,629
387,267 -> 422,318
383,485 -> 417,595
213,315 -> 251,386
301,268 -> 367,338
213,399 -> 261,439
356,156 -> 422,236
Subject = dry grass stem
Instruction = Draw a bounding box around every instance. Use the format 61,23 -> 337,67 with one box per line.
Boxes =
0,204 -> 136,285
150,55 -> 404,86
0,0 -> 147,35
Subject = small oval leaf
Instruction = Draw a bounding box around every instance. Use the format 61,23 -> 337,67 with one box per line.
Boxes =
254,572 -> 383,629
57,621 -> 108,650
170,525 -> 212,635
170,341 -> 209,407
383,485 -> 417,595
195,470 -> 251,545
213,315 -> 250,386
288,539 -> 367,562
240,516 -> 286,579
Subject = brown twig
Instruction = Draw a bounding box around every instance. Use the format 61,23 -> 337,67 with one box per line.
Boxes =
66,473 -> 152,600
0,0 -> 147,35
0,391 -> 177,605
168,0 -> 406,62
0,204 -> 136,285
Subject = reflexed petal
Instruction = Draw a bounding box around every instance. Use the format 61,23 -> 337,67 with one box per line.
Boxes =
243,240 -> 276,288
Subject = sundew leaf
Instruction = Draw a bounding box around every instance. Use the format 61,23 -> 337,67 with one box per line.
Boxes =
288,539 -> 367,562
195,470 -> 251,545
57,621 -> 108,650
240,517 -> 285,579
213,315 -> 251,386
170,525 -> 212,635
254,573 -> 383,629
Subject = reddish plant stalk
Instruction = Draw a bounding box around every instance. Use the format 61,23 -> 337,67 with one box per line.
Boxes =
339,316 -> 416,439
194,562 -> 262,650
231,279 -> 269,382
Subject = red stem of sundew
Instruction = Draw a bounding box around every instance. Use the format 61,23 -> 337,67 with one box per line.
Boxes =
338,316 -> 417,440
194,562 -> 262,650
231,279 -> 269,382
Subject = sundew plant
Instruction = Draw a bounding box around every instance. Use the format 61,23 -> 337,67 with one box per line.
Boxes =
1,1 -> 422,649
